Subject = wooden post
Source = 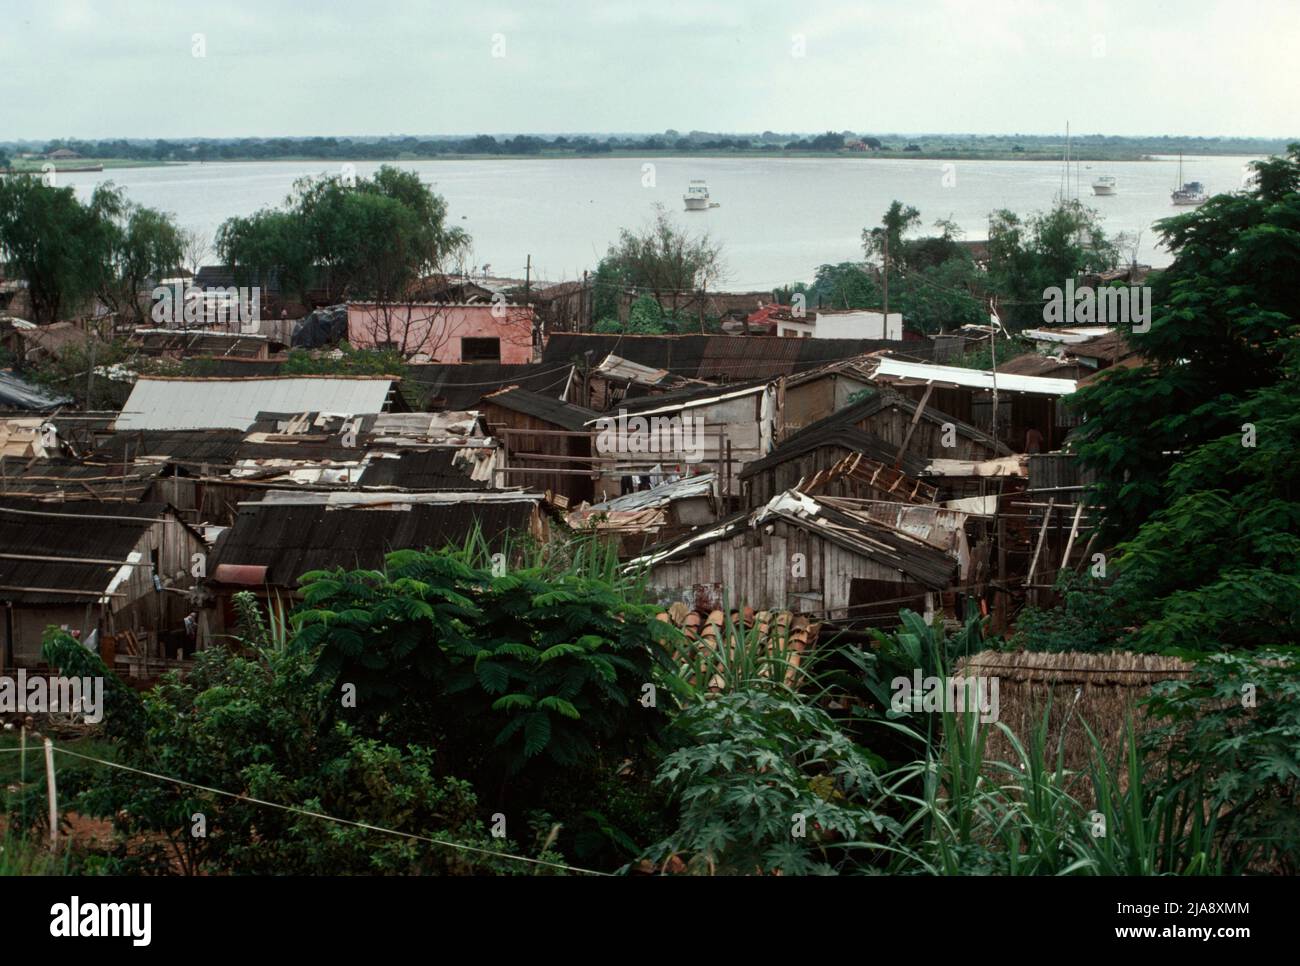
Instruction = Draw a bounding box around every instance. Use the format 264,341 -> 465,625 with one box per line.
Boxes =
894,383 -> 933,468
725,437 -> 732,504
44,737 -> 58,853
1076,527 -> 1100,576
1024,497 -> 1056,605
1059,502 -> 1085,576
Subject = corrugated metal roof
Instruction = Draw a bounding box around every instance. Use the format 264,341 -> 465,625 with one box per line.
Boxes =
996,353 -> 1083,378
0,500 -> 181,604
481,387 -> 599,431
0,458 -> 167,501
574,473 -> 716,514
88,430 -> 251,466
357,449 -> 489,490
542,334 -> 928,383
404,362 -> 573,411
115,377 -> 398,431
1022,326 -> 1111,345
210,497 -> 542,586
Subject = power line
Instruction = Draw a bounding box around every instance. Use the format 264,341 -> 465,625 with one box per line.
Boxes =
52,744 -> 613,876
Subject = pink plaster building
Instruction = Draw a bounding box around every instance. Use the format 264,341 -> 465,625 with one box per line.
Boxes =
346,302 -> 536,363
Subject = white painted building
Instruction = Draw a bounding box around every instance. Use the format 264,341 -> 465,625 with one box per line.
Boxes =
813,310 -> 905,340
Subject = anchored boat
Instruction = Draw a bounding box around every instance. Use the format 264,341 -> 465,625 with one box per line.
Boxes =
1091,175 -> 1116,196
683,180 -> 710,211
1171,154 -> 1208,206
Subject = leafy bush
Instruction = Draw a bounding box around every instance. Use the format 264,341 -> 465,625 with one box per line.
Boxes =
1145,650 -> 1300,873
295,545 -> 673,781
58,633 -> 536,875
646,687 -> 898,875
1007,573 -> 1129,653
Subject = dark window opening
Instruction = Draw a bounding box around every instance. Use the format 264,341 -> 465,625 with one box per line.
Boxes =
462,337 -> 501,362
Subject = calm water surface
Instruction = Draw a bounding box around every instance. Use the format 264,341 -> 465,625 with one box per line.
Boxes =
60,154 -> 1260,289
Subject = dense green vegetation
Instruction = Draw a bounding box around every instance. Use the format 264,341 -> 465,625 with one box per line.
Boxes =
216,165 -> 467,310
4,132 -> 1289,164
20,584 -> 1298,876
0,176 -> 182,324
772,195 -> 1120,336
1065,144 -> 1300,654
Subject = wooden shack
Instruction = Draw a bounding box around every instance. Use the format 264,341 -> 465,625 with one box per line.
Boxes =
0,500 -> 206,669
479,387 -> 598,505
630,491 -> 959,622
742,388 -> 1001,507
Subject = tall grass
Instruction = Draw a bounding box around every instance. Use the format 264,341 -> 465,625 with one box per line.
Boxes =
878,707 -> 1226,875
0,829 -> 72,876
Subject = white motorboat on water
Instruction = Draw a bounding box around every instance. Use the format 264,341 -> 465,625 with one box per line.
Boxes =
683,180 -> 710,211
1091,175 -> 1116,195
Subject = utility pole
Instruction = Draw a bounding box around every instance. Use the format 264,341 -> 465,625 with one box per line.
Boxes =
882,234 -> 890,319
85,323 -> 96,408
989,297 -> 1001,448
523,254 -> 536,358
580,269 -> 588,332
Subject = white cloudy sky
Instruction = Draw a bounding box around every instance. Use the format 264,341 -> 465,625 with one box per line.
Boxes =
3,0 -> 1296,139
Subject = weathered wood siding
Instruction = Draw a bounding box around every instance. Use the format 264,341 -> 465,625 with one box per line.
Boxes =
645,520 -> 916,619
7,515 -> 203,667
594,390 -> 775,500
780,373 -> 873,437
481,402 -> 594,504
744,442 -> 859,506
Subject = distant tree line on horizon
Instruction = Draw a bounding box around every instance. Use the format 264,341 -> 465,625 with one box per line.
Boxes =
2,132 -> 1292,163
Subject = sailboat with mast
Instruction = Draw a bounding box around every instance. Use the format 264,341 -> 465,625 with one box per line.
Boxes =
1171,153 -> 1208,206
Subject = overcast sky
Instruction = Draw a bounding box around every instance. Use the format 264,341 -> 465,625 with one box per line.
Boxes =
3,0 -> 1295,140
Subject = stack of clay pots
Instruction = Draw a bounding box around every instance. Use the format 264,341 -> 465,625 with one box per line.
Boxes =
654,602 -> 820,691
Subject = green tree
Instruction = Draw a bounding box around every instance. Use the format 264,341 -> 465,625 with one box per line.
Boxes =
986,200 -> 1119,328
217,165 -> 468,306
92,185 -> 184,323
1070,144 -> 1300,652
806,262 -> 879,310
0,175 -> 113,323
863,200 -> 921,264
594,204 -> 723,321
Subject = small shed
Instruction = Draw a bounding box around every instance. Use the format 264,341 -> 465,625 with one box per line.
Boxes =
629,490 -> 959,622
0,500 -> 206,668
588,381 -> 779,501
479,387 -> 599,504
203,491 -> 550,641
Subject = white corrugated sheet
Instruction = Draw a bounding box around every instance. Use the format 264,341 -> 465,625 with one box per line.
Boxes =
1022,326 -> 1111,345
115,377 -> 396,431
871,357 -> 1077,396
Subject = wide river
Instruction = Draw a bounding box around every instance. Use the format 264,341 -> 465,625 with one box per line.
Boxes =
59,154 -> 1259,290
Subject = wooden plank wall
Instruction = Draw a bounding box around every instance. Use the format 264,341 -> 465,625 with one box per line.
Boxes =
647,520 -> 912,618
